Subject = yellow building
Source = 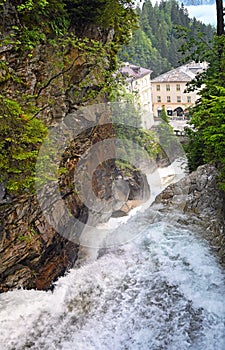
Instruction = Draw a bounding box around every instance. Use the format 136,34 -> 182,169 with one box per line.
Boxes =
120,62 -> 154,129
151,62 -> 207,118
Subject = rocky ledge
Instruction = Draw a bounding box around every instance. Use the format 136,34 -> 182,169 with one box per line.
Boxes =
153,164 -> 225,265
0,164 -> 149,293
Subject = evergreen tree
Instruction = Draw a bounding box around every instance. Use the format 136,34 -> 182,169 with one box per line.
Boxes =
184,26 -> 225,190
160,105 -> 170,123
119,0 -> 215,76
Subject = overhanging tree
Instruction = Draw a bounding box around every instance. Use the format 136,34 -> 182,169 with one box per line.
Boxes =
185,2 -> 225,190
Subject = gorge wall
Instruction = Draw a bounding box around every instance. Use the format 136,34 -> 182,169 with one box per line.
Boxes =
153,164 -> 225,266
0,1 -> 149,292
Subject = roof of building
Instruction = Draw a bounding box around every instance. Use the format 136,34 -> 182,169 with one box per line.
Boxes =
151,61 -> 207,83
120,62 -> 152,81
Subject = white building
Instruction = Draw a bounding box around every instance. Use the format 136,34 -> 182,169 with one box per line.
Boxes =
151,61 -> 207,118
119,62 -> 154,129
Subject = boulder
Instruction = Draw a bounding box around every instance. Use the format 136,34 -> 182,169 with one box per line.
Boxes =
153,164 -> 225,266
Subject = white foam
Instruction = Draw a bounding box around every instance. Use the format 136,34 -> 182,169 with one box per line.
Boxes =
1,159 -> 225,350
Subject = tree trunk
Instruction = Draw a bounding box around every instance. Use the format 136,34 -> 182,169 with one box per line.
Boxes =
216,0 -> 224,36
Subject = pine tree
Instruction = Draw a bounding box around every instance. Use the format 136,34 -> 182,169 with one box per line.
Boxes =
119,0 -> 215,76
184,4 -> 225,190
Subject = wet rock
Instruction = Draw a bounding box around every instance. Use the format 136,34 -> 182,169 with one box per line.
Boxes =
111,209 -> 128,218
0,183 -> 6,202
0,128 -> 150,293
153,164 -> 225,266
0,195 -> 79,293
111,179 -> 130,212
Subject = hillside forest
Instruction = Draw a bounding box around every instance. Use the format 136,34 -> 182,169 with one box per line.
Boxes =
120,0 -> 225,191
119,0 -> 215,76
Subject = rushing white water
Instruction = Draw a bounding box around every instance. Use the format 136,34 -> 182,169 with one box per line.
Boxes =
0,162 -> 225,350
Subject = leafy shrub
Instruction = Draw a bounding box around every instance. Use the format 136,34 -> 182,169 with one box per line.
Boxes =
0,96 -> 47,193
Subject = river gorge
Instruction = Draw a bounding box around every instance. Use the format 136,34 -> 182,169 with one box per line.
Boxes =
0,161 -> 225,350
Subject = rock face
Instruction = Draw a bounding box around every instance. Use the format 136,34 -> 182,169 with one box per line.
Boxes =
0,1 -> 151,293
111,166 -> 150,217
0,107 -> 150,293
0,170 -> 149,293
0,196 -> 79,292
0,112 -> 150,293
153,164 -> 225,265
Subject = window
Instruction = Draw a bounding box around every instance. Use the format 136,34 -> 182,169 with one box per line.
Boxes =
187,96 -> 191,103
156,85 -> 160,91
176,84 -> 180,91
167,109 -> 173,116
177,96 -> 181,102
157,96 -> 161,102
166,84 -> 170,91
167,96 -> 171,102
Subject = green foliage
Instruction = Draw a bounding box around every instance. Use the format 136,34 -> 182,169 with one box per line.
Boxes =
186,86 -> 225,189
17,227 -> 39,243
119,28 -> 171,76
18,235 -> 35,243
184,35 -> 225,191
119,0 -> 215,76
176,23 -> 215,69
64,0 -> 137,34
115,159 -> 136,172
156,121 -> 180,162
0,60 -> 11,82
0,1 -> 137,101
19,28 -> 47,51
0,0 -> 138,195
184,128 -> 204,172
115,123 -> 160,161
11,0 -> 137,50
160,105 -> 170,123
0,96 -> 47,193
17,0 -> 48,12
16,0 -> 68,37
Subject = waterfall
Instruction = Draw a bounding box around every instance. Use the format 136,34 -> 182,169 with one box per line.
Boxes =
0,159 -> 225,350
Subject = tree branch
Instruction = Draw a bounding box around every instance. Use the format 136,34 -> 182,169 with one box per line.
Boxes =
36,55 -> 84,98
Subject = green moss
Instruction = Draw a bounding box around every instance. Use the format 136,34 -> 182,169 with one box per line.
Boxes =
0,0 -> 138,195
0,96 -> 47,194
0,61 -> 11,83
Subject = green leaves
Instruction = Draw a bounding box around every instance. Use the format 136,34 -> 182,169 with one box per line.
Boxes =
185,38 -> 225,191
0,0 -> 138,195
0,97 -> 47,194
119,0 -> 214,77
160,105 -> 170,124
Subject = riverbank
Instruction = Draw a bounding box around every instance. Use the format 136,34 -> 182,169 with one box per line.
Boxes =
153,163 -> 225,267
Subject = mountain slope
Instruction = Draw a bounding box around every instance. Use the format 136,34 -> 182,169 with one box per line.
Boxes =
119,0 -> 215,77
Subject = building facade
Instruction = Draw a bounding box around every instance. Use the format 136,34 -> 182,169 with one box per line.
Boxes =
151,62 -> 207,117
120,62 -> 154,129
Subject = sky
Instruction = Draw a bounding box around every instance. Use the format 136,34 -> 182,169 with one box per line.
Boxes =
135,1 -> 217,26
185,4 -> 216,26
